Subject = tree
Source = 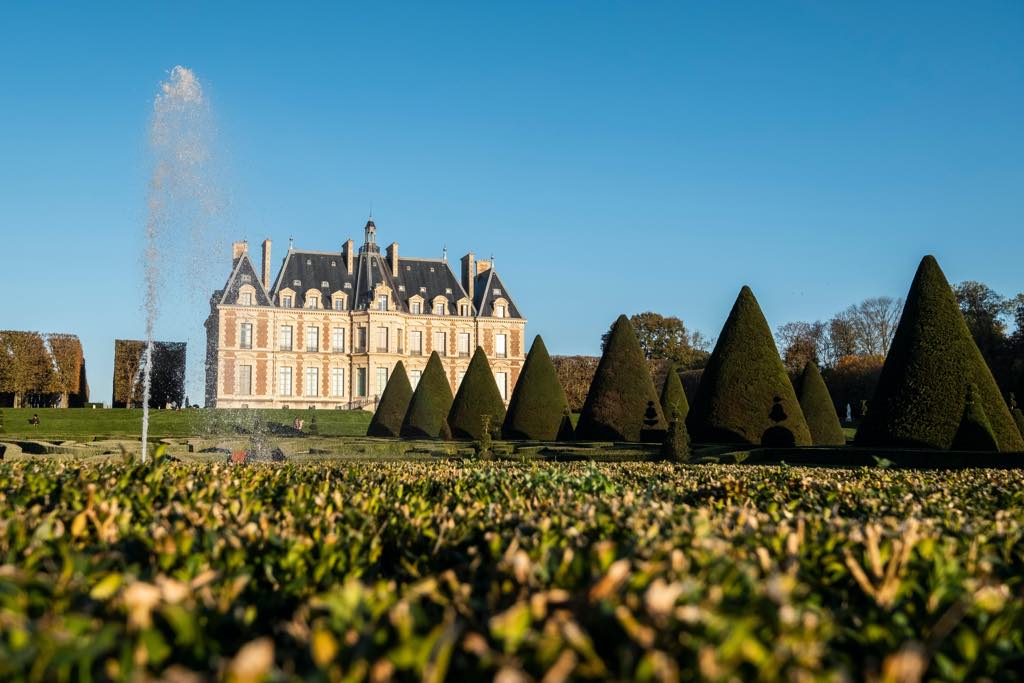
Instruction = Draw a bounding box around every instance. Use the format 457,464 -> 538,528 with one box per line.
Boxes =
551,355 -> 600,412
448,347 -> 506,440
400,352 -> 454,439
600,312 -> 709,368
776,321 -> 826,373
367,361 -> 413,437
0,331 -> 53,408
843,297 -> 903,356
855,256 -> 1024,451
577,315 -> 667,442
796,362 -> 846,446
46,334 -> 84,408
659,363 -> 689,423
503,336 -> 572,441
687,287 -> 812,446
954,281 -> 1009,361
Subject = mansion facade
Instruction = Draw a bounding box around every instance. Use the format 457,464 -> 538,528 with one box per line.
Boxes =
205,219 -> 527,409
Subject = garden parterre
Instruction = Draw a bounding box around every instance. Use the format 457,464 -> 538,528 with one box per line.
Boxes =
1,460 -> 1022,682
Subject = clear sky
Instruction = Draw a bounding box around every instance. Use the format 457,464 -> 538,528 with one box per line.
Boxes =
1,2 -> 1022,404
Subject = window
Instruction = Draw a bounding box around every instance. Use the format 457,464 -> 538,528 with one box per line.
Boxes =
434,302 -> 446,315
397,329 -> 404,354
321,280 -> 329,288
333,297 -> 344,310
307,295 -> 320,309
457,370 -> 466,387
458,333 -> 470,357
377,327 -> 389,353
306,326 -> 319,352
433,331 -> 447,357
305,367 -> 319,396
410,331 -> 423,355
378,295 -> 389,311
410,369 -> 422,389
279,366 -> 293,396
240,323 -> 253,349
357,326 -> 367,353
411,301 -> 422,315
282,294 -> 293,308
330,368 -> 345,397
238,365 -> 253,396
496,333 -> 507,358
240,274 -> 251,283
240,292 -> 253,306
332,327 -> 345,353
459,303 -> 470,316
495,372 -> 508,401
376,367 -> 388,394
279,325 -> 293,351
495,305 -> 506,318
357,368 -> 367,397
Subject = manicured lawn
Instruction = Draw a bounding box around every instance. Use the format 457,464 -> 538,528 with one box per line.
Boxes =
0,407 -> 372,439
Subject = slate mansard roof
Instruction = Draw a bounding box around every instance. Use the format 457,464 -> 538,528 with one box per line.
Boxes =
216,221 -> 523,318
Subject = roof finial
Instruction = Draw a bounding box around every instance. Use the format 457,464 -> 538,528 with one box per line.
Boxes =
369,201 -> 373,219
442,244 -> 448,262
288,236 -> 294,251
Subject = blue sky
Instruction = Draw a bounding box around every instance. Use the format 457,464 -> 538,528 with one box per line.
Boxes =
1,2 -> 1022,404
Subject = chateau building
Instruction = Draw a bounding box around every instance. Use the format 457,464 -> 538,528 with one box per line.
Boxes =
205,219 -> 526,409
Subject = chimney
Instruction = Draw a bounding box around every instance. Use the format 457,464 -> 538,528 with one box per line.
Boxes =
344,239 -> 354,274
261,239 -> 272,291
386,242 -> 399,277
461,252 -> 475,302
232,241 -> 248,261
476,258 -> 491,276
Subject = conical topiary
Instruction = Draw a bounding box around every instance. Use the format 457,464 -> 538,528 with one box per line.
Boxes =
796,362 -> 846,446
660,408 -> 691,462
855,256 -> 1024,451
400,352 -> 454,439
367,361 -> 413,437
575,315 -> 666,442
502,335 -> 571,440
687,287 -> 812,446
448,347 -> 506,440
659,363 -> 689,423
307,411 -> 319,436
951,384 -> 999,451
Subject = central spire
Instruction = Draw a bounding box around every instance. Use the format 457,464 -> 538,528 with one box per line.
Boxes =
364,218 -> 376,247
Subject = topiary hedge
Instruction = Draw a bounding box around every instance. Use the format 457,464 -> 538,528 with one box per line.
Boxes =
951,384 -> 999,451
687,286 -> 812,446
855,256 -> 1024,451
659,363 -> 689,424
502,336 -> 571,441
575,315 -> 666,442
797,362 -> 846,446
448,347 -> 506,440
400,352 -> 454,440
367,361 -> 413,437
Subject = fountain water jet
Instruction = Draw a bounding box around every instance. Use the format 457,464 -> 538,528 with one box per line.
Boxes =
140,66 -> 214,461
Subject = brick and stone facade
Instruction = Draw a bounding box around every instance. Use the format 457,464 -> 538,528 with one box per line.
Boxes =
205,219 -> 527,409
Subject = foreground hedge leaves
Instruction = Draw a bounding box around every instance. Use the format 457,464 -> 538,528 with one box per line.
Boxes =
1,460 -> 1024,681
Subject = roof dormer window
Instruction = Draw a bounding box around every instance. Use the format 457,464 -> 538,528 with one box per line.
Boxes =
240,274 -> 251,283
282,294 -> 293,308
307,296 -> 320,309
293,279 -> 301,287
321,280 -> 329,288
344,282 -> 352,289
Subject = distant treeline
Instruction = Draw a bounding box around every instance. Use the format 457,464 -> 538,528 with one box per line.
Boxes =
0,331 -> 89,408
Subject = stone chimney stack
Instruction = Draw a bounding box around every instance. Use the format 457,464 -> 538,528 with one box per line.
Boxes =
476,258 -> 492,276
261,239 -> 272,291
386,242 -> 399,277
344,239 -> 354,274
232,241 -> 248,261
461,252 -> 475,302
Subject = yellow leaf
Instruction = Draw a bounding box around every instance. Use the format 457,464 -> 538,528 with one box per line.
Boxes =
90,573 -> 123,601
71,511 -> 89,537
311,628 -> 338,667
